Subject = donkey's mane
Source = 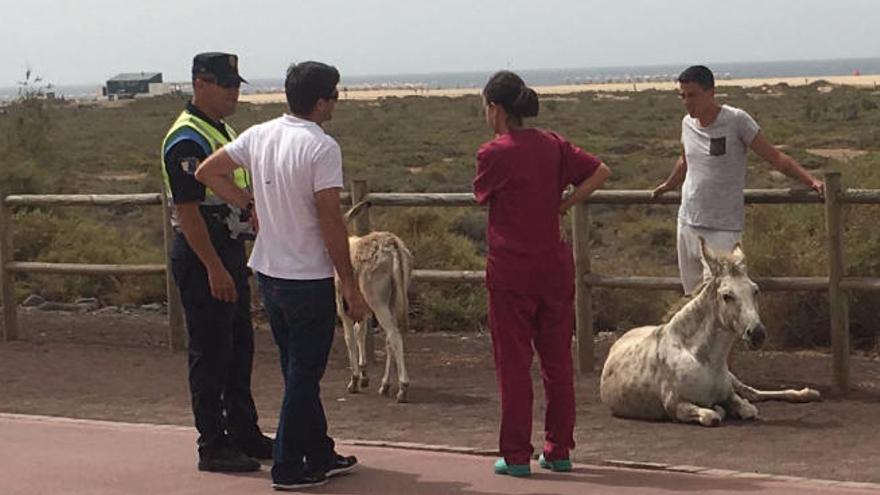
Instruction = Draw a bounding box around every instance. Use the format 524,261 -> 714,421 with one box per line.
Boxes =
661,254 -> 747,324
661,281 -> 707,323
661,280 -> 716,340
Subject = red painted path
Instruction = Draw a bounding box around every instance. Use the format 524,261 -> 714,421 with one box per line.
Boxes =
1,414 -> 877,494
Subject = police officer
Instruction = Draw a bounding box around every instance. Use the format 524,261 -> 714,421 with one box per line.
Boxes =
161,52 -> 272,472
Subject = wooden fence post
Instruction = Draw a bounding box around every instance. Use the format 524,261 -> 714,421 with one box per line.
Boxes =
572,202 -> 594,374
0,198 -> 18,342
351,180 -> 375,363
824,172 -> 849,393
161,192 -> 186,351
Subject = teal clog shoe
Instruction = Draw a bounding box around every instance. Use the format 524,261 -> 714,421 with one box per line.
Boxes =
494,458 -> 531,477
538,453 -> 572,472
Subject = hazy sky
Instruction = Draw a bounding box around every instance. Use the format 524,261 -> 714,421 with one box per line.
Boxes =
1,0 -> 877,86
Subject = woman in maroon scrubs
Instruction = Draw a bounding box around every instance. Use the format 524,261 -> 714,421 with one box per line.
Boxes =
474,71 -> 611,476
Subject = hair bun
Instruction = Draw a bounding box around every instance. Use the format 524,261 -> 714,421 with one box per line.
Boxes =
512,86 -> 539,118
482,71 -> 539,120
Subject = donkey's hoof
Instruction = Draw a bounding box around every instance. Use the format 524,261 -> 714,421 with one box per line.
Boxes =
699,410 -> 723,427
378,382 -> 391,397
347,377 -> 360,394
798,388 -> 822,402
736,403 -> 759,420
359,376 -> 370,390
396,383 -> 409,403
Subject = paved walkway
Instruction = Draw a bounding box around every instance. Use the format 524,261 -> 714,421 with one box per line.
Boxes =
2,413 -> 878,494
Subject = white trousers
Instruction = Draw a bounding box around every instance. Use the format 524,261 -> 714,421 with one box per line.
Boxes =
676,219 -> 742,295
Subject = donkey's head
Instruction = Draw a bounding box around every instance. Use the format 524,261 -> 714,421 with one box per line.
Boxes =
699,238 -> 766,350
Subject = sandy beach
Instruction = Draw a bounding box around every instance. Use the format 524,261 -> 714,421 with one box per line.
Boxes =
240,74 -> 880,105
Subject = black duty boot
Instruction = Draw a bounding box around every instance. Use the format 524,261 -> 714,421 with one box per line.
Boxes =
198,446 -> 261,472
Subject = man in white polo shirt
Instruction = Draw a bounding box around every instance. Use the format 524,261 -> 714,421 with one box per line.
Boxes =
653,65 -> 824,294
195,61 -> 368,491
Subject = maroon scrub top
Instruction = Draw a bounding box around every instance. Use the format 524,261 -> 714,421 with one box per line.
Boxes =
474,128 -> 602,296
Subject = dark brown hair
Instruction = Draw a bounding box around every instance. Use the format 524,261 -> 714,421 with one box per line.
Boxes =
678,65 -> 715,90
482,70 -> 539,119
285,61 -> 340,115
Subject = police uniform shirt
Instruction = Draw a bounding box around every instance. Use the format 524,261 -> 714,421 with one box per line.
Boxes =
163,102 -> 232,204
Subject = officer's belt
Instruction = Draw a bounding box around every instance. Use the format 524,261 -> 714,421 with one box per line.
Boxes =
172,204 -> 235,243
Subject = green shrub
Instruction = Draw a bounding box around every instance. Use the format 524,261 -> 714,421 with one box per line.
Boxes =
1,86 -> 878,346
13,210 -> 164,304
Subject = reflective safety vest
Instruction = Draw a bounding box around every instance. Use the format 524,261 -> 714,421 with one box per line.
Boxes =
160,109 -> 250,206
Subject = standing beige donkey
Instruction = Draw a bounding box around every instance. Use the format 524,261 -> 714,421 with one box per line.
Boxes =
336,231 -> 413,403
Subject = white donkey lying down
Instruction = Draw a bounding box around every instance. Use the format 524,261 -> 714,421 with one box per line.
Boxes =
336,231 -> 413,403
600,239 -> 821,426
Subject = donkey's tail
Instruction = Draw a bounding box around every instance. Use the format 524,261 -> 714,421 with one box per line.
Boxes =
390,236 -> 413,334
343,200 -> 371,225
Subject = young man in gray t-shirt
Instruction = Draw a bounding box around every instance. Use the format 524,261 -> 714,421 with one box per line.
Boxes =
653,65 -> 824,294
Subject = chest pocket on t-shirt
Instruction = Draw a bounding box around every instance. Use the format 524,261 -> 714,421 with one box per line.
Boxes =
709,136 -> 727,156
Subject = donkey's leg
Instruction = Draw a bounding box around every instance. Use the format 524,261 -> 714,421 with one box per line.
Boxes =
389,327 -> 409,403
354,320 -> 370,389
729,372 -> 821,403
340,312 -> 360,393
663,393 -> 724,426
725,391 -> 759,420
378,334 -> 393,397
373,304 -> 409,402
675,402 -> 725,427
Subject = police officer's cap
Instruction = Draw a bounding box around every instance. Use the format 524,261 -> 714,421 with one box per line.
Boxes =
192,52 -> 248,86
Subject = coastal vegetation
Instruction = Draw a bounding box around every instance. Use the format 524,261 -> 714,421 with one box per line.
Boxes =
1,82 -> 879,349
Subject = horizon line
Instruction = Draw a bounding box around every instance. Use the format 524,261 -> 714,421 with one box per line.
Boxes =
2,55 -> 879,91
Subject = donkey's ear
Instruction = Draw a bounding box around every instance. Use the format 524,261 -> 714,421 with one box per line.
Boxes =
698,236 -> 721,277
730,242 -> 747,272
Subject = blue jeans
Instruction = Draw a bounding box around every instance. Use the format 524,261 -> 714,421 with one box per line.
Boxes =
257,273 -> 336,481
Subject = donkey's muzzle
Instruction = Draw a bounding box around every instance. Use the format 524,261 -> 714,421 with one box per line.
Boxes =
745,323 -> 767,350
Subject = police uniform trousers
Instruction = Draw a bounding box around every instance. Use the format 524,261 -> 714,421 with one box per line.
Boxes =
170,231 -> 260,453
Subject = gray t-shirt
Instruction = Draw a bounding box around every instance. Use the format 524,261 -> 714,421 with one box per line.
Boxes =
678,104 -> 760,231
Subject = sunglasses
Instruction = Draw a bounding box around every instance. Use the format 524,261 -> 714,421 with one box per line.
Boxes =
326,89 -> 339,101
199,76 -> 241,89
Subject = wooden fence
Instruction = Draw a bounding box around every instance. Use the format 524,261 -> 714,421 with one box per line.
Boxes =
1,172 -> 878,393
0,192 -> 187,350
